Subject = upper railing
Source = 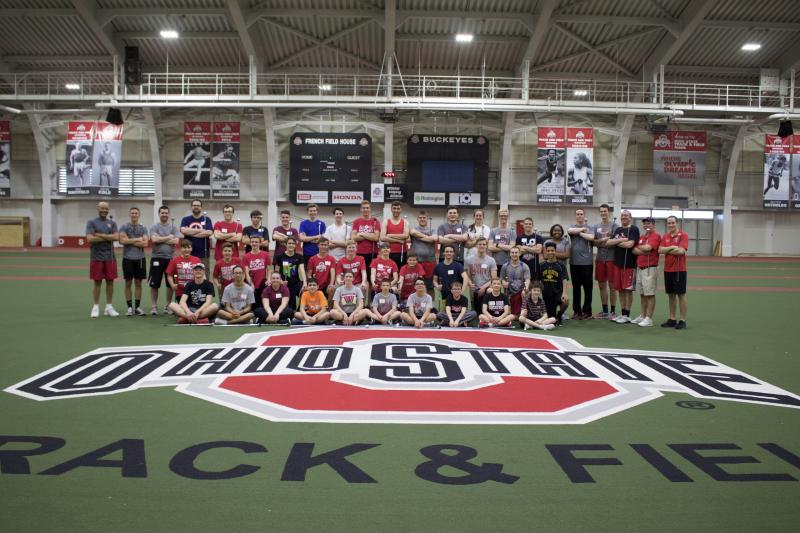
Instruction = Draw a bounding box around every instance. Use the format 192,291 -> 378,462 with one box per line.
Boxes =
1,71 -> 796,114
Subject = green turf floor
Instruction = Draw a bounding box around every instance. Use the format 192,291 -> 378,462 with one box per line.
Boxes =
1,250 -> 799,532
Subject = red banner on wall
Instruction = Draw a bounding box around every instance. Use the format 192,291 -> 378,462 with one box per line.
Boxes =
565,128 -> 593,205
763,134 -> 791,209
211,121 -> 240,199
653,131 -> 706,185
537,127 -> 565,203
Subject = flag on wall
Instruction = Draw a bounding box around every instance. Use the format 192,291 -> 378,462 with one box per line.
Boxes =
763,134 -> 790,209
565,128 -> 593,205
65,121 -> 95,196
211,121 -> 240,199
183,121 -> 212,200
652,131 -> 706,185
0,121 -> 10,197
91,121 -> 123,197
791,134 -> 800,210
537,127 -> 565,203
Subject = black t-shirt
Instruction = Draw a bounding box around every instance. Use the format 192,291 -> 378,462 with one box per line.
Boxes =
482,291 -> 508,317
183,280 -> 215,310
537,260 -> 565,299
434,261 -> 464,295
446,294 -> 469,315
273,252 -> 303,286
612,225 -> 640,268
516,233 -> 544,277
243,225 -> 269,253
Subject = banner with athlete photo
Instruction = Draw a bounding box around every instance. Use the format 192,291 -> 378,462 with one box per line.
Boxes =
211,121 -> 240,199
763,134 -> 790,209
537,127 -> 566,203
652,131 -> 706,185
183,121 -> 212,200
65,121 -> 95,196
791,135 -> 800,210
565,128 -> 593,205
0,121 -> 10,197
91,121 -> 123,196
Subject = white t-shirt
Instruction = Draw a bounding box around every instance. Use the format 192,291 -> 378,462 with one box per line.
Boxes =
324,223 -> 351,260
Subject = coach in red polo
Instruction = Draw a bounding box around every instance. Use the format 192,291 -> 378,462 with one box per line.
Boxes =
659,215 -> 689,330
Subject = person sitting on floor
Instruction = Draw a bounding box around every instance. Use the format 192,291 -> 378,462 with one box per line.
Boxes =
479,278 -> 515,327
255,271 -> 295,325
401,279 -> 437,328
215,265 -> 255,325
436,280 -> 477,327
518,281 -> 556,331
168,263 -> 219,325
330,271 -> 368,326
294,278 -> 330,325
367,279 -> 401,325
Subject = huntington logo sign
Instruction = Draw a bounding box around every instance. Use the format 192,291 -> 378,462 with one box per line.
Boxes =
7,328 -> 800,424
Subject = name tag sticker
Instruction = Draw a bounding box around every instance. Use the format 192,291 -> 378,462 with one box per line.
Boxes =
153,261 -> 159,267
447,270 -> 454,275
379,299 -> 385,304
456,228 -> 462,233
222,228 -> 228,233
481,264 -> 487,269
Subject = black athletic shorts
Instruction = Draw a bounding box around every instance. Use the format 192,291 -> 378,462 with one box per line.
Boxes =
148,257 -> 170,288
123,258 -> 147,280
664,271 -> 687,295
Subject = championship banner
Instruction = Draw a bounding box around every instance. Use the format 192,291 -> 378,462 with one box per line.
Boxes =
652,131 -> 706,185
183,122 -> 212,200
791,135 -> 800,209
537,127 -> 566,203
65,121 -> 95,196
565,128 -> 593,205
763,134 -> 790,209
0,121 -> 10,197
92,121 -> 123,197
211,121 -> 240,199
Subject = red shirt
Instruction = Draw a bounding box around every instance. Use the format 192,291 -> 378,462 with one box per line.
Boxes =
213,220 -> 243,260
307,254 -> 337,289
272,225 -> 300,257
370,257 -> 399,286
335,255 -> 367,285
636,230 -> 661,268
212,257 -> 242,291
386,218 -> 407,253
398,263 -> 426,299
242,251 -> 272,288
352,217 -> 380,255
661,230 -> 689,272
165,255 -> 202,297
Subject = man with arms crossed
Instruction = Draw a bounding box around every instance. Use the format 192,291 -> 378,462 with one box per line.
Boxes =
659,215 -> 689,330
180,200 -> 213,270
380,201 -> 410,267
489,208 -> 516,273
324,207 -> 351,261
213,204 -> 243,261
567,208 -> 594,319
148,205 -> 181,315
86,201 -> 119,318
437,206 -> 469,264
591,204 -> 618,319
607,210 -> 639,324
631,216 -> 661,327
118,206 -> 148,316
351,201 -> 381,279
272,209 -> 299,258
242,209 -> 269,253
409,211 -> 438,288
299,203 -> 325,265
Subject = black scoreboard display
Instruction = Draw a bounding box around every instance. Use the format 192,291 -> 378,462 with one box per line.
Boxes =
406,134 -> 489,207
289,132 -> 373,205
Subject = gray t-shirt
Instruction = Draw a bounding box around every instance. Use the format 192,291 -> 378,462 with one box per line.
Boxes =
465,254 -> 497,289
410,225 -> 436,262
568,224 -> 594,266
150,222 -> 182,259
334,285 -> 363,314
490,226 -> 516,266
222,283 -> 255,312
437,222 -> 468,261
406,292 -> 433,316
499,261 -> 531,295
371,292 -> 398,315
85,217 -> 118,261
118,222 -> 148,260
593,221 -> 619,261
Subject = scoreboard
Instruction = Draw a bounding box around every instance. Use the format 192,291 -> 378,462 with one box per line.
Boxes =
289,133 -> 373,205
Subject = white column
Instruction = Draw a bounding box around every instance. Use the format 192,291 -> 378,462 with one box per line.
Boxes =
27,109 -> 57,246
498,112 -> 515,209
383,123 -> 394,218
610,115 -> 634,212
264,108 -> 279,233
143,109 -> 163,223
721,125 -> 748,257
384,0 -> 396,99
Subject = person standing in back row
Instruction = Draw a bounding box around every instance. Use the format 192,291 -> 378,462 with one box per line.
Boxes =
381,201 -> 410,267
148,205 -> 181,315
567,208 -> 594,319
299,203 -> 325,266
591,204 -> 618,319
118,206 -> 148,316
437,206 -> 468,264
180,200 -> 213,270
607,210 -> 639,324
659,215 -> 689,330
86,201 -> 119,318
352,201 -> 381,280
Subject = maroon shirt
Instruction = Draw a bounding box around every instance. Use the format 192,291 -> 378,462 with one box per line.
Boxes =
261,283 -> 290,312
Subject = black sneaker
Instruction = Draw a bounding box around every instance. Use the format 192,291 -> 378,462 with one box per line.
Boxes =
661,319 -> 677,328
675,320 -> 687,330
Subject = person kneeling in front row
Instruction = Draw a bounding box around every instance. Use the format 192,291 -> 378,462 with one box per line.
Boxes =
168,263 -> 219,324
215,265 -> 255,325
255,271 -> 295,325
519,281 -> 556,331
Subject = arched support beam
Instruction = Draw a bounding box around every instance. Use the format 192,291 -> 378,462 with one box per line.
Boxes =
721,124 -> 748,257
142,108 -> 165,223
610,115 -> 634,212
498,112 -> 515,209
263,109 -> 279,233
27,106 -> 57,246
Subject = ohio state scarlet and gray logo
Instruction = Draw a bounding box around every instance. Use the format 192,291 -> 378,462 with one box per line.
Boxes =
7,328 -> 800,424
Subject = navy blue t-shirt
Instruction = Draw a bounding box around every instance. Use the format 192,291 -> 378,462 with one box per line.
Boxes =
180,215 -> 213,259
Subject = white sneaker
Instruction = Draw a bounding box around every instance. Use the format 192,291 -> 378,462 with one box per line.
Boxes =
214,318 -> 228,326
150,306 -> 158,316
543,324 -> 556,331
126,307 -> 134,316
165,305 -> 174,315
523,323 -> 530,331
631,315 -> 644,324
638,317 -> 653,327
90,305 -> 100,318
615,315 -> 630,324
135,307 -> 145,316
104,305 -> 120,317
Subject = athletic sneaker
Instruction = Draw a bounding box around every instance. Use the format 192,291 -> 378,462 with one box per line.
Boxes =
126,307 -> 134,316
661,319 -> 677,328
197,318 -> 210,325
479,321 -> 488,328
570,313 -> 583,321
523,323 -> 530,331
543,324 -> 556,331
593,312 -> 607,319
630,315 -> 643,324
150,306 -> 158,316
214,318 -> 228,326
135,307 -> 145,316
178,317 -> 189,324
675,320 -> 687,330
291,319 -> 305,325
164,305 -> 174,315
608,312 -> 617,321
90,304 -> 100,318
104,305 -> 119,317
638,317 -> 653,327
614,315 -> 631,324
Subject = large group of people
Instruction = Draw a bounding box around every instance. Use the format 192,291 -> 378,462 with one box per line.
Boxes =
86,199 -> 689,330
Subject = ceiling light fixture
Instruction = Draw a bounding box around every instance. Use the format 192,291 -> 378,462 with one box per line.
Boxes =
574,89 -> 589,96
319,84 -> 332,91
160,30 -> 179,39
455,33 -> 474,43
65,83 -> 81,90
741,43 -> 761,51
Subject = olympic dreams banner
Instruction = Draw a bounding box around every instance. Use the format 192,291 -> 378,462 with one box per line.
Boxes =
91,121 -> 123,196
565,128 -> 593,205
537,127 -> 566,203
791,135 -> 800,210
183,121 -> 212,200
763,134 -> 791,209
65,121 -> 95,196
652,131 -> 706,185
0,121 -> 10,197
211,121 -> 240,199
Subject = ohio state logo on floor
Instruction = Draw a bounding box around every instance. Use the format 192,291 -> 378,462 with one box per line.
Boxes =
7,327 -> 800,424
